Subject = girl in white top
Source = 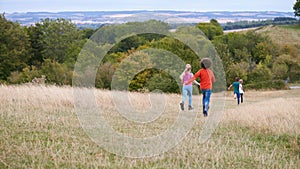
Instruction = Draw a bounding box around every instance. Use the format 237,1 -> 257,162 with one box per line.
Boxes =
239,79 -> 244,103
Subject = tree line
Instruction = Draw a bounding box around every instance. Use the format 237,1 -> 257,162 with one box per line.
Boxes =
1,14 -> 299,92
222,17 -> 299,31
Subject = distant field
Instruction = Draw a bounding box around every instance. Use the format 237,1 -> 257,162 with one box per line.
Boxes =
0,85 -> 299,168
280,25 -> 300,30
223,27 -> 261,33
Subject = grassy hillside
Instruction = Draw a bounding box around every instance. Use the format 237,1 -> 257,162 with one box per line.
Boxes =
225,24 -> 300,47
0,85 -> 299,168
255,25 -> 300,47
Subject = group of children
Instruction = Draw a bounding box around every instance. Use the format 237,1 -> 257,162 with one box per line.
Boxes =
227,77 -> 244,105
179,58 -> 244,117
179,58 -> 215,117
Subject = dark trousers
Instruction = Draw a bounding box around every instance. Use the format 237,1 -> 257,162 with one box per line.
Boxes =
240,93 -> 244,103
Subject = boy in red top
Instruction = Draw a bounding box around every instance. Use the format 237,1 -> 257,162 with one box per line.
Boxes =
185,58 -> 215,117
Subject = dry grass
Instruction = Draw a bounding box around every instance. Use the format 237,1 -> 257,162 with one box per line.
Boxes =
0,85 -> 299,168
255,25 -> 300,46
224,93 -> 300,134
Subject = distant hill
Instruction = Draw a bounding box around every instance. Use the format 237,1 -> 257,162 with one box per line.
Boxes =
4,10 -> 296,28
223,25 -> 300,50
255,25 -> 300,46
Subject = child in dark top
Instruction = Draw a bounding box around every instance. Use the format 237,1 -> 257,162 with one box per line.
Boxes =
185,58 -> 215,117
228,77 -> 240,105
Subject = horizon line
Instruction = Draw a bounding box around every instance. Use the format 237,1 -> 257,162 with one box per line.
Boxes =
3,9 -> 295,14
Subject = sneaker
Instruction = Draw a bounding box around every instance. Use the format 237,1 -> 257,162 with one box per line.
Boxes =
188,105 -> 194,110
203,106 -> 209,111
203,111 -> 208,117
180,102 -> 184,110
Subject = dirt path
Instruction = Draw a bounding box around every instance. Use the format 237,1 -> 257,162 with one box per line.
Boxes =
289,86 -> 300,89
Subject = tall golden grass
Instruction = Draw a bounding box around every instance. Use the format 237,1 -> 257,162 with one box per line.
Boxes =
223,90 -> 300,134
0,85 -> 299,168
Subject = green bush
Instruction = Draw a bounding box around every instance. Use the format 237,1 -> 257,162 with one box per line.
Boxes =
245,80 -> 287,90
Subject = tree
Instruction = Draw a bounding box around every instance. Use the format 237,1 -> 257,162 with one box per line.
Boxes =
273,54 -> 300,82
196,19 -> 223,40
226,62 -> 248,85
96,62 -> 115,89
146,70 -> 180,93
40,59 -> 71,85
8,66 -> 40,84
294,0 -> 300,17
248,63 -> 272,83
111,50 -> 154,91
26,24 -> 45,67
0,14 -> 31,81
30,18 -> 84,64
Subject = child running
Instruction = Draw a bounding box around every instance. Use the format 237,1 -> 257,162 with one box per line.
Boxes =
184,58 -> 215,117
239,79 -> 244,103
179,64 -> 200,111
228,77 -> 240,105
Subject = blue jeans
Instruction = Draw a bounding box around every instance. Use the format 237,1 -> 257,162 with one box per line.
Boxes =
234,92 -> 240,105
182,85 -> 193,106
202,89 -> 212,112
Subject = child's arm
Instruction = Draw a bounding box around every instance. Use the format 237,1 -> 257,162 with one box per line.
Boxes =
184,70 -> 200,85
190,72 -> 200,86
227,84 -> 232,90
179,70 -> 185,83
210,70 -> 216,83
193,80 -> 200,86
179,71 -> 184,80
184,76 -> 196,85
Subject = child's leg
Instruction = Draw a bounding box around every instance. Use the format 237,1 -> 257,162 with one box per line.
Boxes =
187,86 -> 192,106
181,86 -> 187,103
202,91 -> 205,110
204,90 -> 211,111
236,93 -> 240,105
240,93 -> 243,103
180,86 -> 188,110
202,91 -> 205,113
202,89 -> 211,116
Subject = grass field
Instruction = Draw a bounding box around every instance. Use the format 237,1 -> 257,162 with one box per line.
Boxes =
255,25 -> 300,47
280,25 -> 300,30
0,85 -> 299,168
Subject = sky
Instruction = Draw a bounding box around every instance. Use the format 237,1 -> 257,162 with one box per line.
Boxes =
0,0 -> 296,13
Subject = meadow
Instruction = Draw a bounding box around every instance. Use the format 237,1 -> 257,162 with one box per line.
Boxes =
0,85 -> 299,168
255,25 -> 300,47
